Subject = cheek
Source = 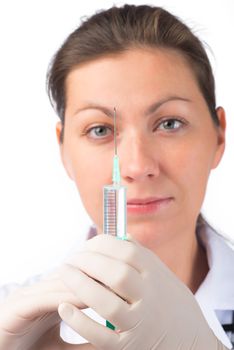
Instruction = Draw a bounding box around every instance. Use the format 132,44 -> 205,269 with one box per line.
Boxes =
68,144 -> 112,225
169,138 -> 215,206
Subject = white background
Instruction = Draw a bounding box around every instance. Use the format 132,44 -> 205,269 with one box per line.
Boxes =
0,0 -> 233,285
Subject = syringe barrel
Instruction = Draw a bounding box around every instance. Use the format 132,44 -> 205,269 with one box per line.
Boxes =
103,184 -> 127,239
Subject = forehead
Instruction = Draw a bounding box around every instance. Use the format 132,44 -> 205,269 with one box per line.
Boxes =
65,48 -> 202,112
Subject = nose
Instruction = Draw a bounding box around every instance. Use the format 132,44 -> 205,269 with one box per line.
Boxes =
119,135 -> 160,182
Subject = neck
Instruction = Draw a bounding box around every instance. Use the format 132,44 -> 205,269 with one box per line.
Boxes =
152,227 -> 209,294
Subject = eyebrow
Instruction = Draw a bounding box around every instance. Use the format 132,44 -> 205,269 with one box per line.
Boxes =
72,96 -> 192,119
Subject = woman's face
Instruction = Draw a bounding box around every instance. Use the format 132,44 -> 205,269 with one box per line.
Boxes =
56,48 -> 225,248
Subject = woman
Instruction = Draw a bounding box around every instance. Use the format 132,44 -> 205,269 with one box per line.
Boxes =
0,4 -> 233,349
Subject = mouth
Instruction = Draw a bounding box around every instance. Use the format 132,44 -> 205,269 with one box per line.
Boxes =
127,197 -> 173,215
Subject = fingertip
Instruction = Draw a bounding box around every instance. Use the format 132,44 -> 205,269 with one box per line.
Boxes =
126,232 -> 133,240
58,302 -> 74,319
126,233 -> 138,243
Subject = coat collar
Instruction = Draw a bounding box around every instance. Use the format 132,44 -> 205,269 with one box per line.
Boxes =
195,222 -> 234,348
195,223 -> 234,310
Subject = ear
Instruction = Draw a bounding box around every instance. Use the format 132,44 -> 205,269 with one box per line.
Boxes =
55,121 -> 74,181
211,106 -> 226,169
56,121 -> 63,145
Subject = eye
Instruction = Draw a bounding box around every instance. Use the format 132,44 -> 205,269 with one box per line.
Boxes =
157,118 -> 185,131
84,125 -> 112,139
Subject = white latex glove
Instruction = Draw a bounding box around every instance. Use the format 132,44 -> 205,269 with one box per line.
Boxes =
0,273 -> 89,350
58,234 -> 228,350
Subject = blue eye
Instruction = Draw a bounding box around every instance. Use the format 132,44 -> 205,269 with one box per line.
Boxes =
86,125 -> 112,139
158,118 -> 184,131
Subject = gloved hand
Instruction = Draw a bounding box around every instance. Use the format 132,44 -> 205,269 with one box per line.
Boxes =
0,272 -> 88,350
58,234 -> 228,350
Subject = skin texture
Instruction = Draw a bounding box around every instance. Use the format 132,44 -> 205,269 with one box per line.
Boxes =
56,47 -> 226,293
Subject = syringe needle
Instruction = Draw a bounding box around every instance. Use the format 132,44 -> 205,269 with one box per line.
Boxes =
112,107 -> 120,185
114,107 -> 117,156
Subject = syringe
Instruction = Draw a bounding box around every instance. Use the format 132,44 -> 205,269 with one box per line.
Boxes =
103,107 -> 127,331
103,107 -> 127,240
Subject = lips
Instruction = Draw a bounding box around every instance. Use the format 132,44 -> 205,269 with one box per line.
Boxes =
127,197 -> 173,215
127,197 -> 170,205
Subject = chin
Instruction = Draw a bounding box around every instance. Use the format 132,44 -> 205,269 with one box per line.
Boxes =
128,222 -> 173,248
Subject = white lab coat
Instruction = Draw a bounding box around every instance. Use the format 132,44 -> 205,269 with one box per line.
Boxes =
0,223 -> 234,349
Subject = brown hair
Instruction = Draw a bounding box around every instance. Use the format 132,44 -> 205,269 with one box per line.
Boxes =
47,4 -> 219,145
